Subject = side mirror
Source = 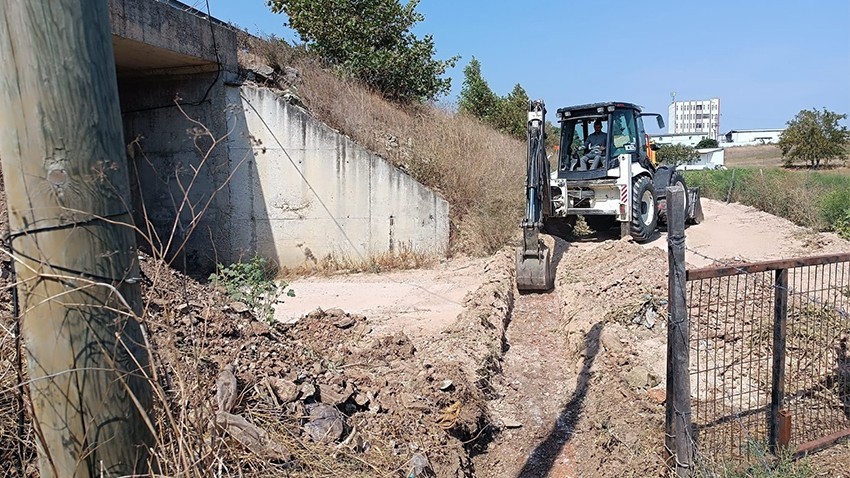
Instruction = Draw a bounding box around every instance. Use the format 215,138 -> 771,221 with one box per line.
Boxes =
656,116 -> 665,129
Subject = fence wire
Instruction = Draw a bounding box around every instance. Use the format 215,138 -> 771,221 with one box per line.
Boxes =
683,248 -> 850,473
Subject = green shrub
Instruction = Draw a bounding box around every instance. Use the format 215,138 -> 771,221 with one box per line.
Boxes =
834,209 -> 850,240
684,168 -> 850,233
820,188 -> 850,228
209,255 -> 289,323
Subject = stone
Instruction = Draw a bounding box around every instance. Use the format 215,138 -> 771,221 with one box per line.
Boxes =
647,387 -> 666,405
644,307 -> 657,329
325,308 -> 346,318
625,365 -> 652,389
318,383 -> 353,405
600,328 -> 624,354
230,301 -> 250,313
268,377 -> 299,403
334,317 -> 356,329
300,382 -> 316,400
501,418 -> 523,429
303,404 -> 345,443
353,392 -> 370,407
439,380 -> 454,391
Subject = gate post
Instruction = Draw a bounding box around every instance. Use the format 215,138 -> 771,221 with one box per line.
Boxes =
769,268 -> 789,452
666,185 -> 693,476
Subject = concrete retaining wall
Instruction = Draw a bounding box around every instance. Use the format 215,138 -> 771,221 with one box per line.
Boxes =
112,0 -> 449,271
225,86 -> 450,267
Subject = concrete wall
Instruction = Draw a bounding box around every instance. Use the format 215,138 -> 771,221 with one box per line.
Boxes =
112,0 -> 449,272
225,86 -> 450,267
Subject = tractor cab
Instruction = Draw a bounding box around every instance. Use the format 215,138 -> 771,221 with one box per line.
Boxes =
554,102 -> 664,181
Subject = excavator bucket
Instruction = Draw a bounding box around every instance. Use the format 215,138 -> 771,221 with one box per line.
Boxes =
515,241 -> 553,291
687,186 -> 704,224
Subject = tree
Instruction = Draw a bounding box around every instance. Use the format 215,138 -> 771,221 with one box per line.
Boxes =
657,144 -> 699,167
492,83 -> 530,139
267,0 -> 458,103
778,108 -> 850,168
458,57 -> 498,121
696,138 -> 719,149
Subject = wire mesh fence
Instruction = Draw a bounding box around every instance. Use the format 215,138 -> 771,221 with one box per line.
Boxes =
683,253 -> 850,472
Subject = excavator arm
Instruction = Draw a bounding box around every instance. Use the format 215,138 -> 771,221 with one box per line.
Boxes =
516,100 -> 554,291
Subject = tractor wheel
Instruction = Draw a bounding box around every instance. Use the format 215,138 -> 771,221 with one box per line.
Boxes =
630,175 -> 657,242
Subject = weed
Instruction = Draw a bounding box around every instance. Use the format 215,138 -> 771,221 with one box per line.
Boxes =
209,255 -> 285,323
684,168 -> 850,235
716,440 -> 812,478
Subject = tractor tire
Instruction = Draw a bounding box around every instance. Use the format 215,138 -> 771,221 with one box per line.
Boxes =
630,175 -> 657,242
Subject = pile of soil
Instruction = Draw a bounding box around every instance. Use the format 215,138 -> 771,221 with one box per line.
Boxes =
135,250 -> 515,477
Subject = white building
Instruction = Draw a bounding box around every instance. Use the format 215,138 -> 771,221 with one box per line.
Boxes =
679,148 -> 726,170
721,129 -> 784,146
667,98 -> 721,141
652,132 -> 712,147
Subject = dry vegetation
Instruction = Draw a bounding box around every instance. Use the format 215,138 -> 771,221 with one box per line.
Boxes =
237,32 -> 527,256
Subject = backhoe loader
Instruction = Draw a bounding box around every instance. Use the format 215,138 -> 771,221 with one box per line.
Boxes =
516,101 -> 703,291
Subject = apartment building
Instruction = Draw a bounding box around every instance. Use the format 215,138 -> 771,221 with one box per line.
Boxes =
667,98 -> 720,140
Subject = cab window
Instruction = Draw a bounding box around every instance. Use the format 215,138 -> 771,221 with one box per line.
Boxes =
609,110 -> 637,157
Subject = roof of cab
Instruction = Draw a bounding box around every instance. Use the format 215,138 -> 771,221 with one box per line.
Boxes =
556,102 -> 643,116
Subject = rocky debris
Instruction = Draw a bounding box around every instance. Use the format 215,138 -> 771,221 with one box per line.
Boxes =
230,301 -> 250,314
266,377 -> 299,403
303,404 -> 345,443
130,249 -> 515,477
215,411 -> 291,461
646,387 -> 666,405
216,364 -> 238,413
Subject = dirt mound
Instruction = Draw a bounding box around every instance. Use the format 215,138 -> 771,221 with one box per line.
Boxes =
556,239 -> 672,477
139,251 -> 514,477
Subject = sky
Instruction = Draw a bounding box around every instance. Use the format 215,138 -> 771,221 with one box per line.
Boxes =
205,0 -> 850,134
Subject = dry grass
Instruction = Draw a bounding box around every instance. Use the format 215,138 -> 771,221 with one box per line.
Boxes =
280,242 -> 436,278
237,33 -> 527,257
725,144 -> 850,172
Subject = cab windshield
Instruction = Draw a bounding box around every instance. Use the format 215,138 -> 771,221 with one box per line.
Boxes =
558,109 -> 638,171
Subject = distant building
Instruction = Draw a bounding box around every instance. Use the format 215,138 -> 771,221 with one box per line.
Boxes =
652,132 -> 711,148
667,98 -> 721,141
722,129 -> 784,146
679,148 -> 725,170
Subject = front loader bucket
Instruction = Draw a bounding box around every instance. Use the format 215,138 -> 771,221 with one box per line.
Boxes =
687,186 -> 704,225
516,244 -> 553,291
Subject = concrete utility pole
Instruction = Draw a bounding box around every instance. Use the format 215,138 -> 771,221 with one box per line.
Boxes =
0,1 -> 156,476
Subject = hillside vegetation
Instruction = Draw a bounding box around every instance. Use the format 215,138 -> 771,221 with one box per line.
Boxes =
239,33 -> 526,256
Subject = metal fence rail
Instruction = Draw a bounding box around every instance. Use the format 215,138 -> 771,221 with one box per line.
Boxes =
684,253 -> 850,471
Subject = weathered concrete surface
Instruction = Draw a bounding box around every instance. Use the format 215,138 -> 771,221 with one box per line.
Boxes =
110,0 -> 449,271
226,86 -> 450,266
109,0 -> 236,76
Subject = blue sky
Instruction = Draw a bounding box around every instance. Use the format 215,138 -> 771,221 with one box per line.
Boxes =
207,0 -> 850,133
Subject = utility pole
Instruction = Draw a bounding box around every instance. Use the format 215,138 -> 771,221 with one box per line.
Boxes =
0,2 -> 156,477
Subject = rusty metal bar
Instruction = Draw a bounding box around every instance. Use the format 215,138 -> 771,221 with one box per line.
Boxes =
769,268 -> 789,453
778,409 -> 791,449
686,252 -> 850,281
794,428 -> 850,457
